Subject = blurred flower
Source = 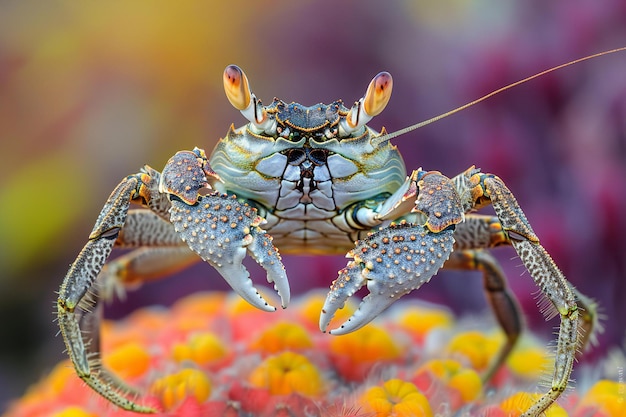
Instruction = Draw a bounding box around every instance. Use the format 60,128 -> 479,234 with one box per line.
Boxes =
150,368 -> 212,411
395,305 -> 453,343
328,325 -> 403,382
573,380 -> 626,417
171,332 -> 230,370
4,291 -> 625,417
248,351 -> 324,397
249,322 -> 313,355
446,330 -> 501,372
104,342 -> 151,380
412,359 -> 482,411
360,379 -> 432,417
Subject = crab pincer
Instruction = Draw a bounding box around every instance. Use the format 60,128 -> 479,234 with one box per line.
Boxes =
320,222 -> 455,334
161,149 -> 290,311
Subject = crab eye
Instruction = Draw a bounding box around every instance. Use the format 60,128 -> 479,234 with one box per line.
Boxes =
339,71 -> 393,137
279,126 -> 291,138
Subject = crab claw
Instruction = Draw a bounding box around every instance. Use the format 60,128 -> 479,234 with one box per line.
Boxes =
169,193 -> 289,312
320,223 -> 454,334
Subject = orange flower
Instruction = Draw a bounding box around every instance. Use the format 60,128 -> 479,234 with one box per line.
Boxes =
360,379 -> 432,417
574,380 -> 626,417
249,322 -> 313,354
248,351 -> 324,397
329,325 -> 402,381
150,368 -> 212,411
172,332 -> 229,368
5,291 -> 623,417
412,359 -> 481,410
103,342 -> 151,380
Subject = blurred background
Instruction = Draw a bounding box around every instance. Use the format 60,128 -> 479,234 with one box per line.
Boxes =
1,0 -> 625,411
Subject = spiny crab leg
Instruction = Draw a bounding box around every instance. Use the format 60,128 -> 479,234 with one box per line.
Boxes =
58,176 -> 158,412
320,222 -> 455,334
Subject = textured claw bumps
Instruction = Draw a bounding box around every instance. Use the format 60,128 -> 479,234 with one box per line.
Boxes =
159,149 -> 213,205
170,192 -> 289,311
321,222 -> 455,334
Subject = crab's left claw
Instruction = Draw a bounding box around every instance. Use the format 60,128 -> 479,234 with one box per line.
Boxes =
320,223 -> 454,334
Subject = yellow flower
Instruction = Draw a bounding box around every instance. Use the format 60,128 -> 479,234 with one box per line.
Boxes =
150,368 -> 211,410
248,351 -> 323,396
50,406 -> 97,417
172,332 -> 228,367
446,330 -> 500,371
577,380 -> 626,417
249,322 -> 313,354
103,342 -> 151,379
398,306 -> 453,342
415,359 -> 482,402
361,379 -> 433,417
506,343 -> 549,379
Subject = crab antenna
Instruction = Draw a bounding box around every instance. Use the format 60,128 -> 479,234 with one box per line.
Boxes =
223,65 -> 274,132
340,71 -> 393,136
371,46 -> 626,147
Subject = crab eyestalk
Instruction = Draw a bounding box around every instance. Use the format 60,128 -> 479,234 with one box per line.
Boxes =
223,65 -> 276,134
339,71 -> 393,137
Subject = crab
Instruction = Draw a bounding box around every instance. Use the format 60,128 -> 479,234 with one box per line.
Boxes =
57,64 -> 601,417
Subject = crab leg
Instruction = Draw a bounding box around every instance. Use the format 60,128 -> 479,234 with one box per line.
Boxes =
58,174 -> 157,412
473,173 -> 582,416
437,214 -> 522,382
99,210 -> 200,300
452,172 -> 597,415
445,248 -> 522,383
443,213 -> 596,385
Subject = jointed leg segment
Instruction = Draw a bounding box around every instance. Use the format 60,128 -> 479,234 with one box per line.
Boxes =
475,173 -> 582,416
445,248 -> 522,383
58,174 -> 158,412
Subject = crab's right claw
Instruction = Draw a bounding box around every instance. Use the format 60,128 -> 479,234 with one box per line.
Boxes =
169,193 -> 290,311
320,223 -> 454,335
162,151 -> 290,312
